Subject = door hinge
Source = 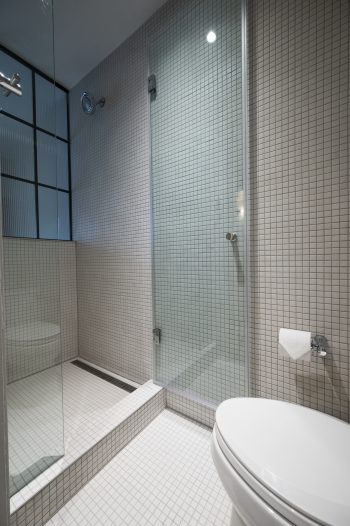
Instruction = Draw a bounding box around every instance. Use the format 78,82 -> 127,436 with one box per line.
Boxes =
148,74 -> 156,100
153,327 -> 161,344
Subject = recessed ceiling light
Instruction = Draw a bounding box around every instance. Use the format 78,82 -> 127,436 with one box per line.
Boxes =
206,31 -> 217,44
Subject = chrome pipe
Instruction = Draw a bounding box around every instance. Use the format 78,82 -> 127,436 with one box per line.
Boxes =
0,72 -> 22,97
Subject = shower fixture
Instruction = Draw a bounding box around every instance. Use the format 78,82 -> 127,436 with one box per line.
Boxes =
0,71 -> 22,97
81,91 -> 105,115
226,232 -> 237,241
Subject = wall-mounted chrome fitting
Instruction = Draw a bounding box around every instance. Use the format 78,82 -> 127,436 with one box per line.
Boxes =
153,328 -> 161,345
311,335 -> 328,358
0,71 -> 22,97
226,232 -> 237,241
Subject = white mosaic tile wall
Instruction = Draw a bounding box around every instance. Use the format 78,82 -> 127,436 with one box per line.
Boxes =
3,239 -> 78,381
70,0 -> 246,397
150,0 -> 246,405
71,0 -> 349,422
70,28 -> 154,385
248,0 -> 350,422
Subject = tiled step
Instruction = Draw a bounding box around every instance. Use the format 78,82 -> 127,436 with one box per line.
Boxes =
10,381 -> 165,526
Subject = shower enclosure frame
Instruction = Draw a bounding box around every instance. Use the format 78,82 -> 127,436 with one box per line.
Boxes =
241,0 -> 250,400
0,159 -> 9,525
0,258 -> 9,526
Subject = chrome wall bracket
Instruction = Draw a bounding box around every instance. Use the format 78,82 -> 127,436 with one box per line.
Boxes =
311,335 -> 328,358
0,71 -> 22,97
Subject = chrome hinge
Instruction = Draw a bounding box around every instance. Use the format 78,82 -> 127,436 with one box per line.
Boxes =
153,327 -> 161,345
148,74 -> 156,100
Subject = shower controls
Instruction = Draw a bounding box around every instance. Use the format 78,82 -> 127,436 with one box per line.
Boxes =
153,328 -> 161,345
226,232 -> 237,241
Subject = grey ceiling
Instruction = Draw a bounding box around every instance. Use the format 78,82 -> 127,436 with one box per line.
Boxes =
0,0 -> 167,89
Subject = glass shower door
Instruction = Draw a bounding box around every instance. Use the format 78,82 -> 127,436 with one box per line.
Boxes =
0,0 -> 64,496
150,0 -> 247,406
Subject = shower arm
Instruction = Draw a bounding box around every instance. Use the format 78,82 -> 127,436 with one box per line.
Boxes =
0,71 -> 22,97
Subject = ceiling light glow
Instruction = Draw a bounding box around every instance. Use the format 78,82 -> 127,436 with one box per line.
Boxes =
206,31 -> 217,43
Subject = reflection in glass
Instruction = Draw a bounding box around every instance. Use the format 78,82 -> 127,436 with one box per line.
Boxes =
37,130 -> 69,189
0,0 -> 65,497
1,178 -> 36,238
0,50 -> 33,123
150,0 -> 247,406
35,74 -> 68,139
0,114 -> 35,181
3,239 -> 63,495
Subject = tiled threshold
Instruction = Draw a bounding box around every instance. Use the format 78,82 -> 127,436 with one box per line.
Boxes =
10,362 -> 165,526
166,388 -> 216,428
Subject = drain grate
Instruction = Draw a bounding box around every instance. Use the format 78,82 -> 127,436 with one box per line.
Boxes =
71,360 -> 136,393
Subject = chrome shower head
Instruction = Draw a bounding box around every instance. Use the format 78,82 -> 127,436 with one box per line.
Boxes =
81,91 -> 105,115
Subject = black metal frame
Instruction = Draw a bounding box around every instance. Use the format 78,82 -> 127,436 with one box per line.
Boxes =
0,44 -> 72,241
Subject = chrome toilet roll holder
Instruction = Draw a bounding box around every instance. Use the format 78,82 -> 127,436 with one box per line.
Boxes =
310,335 -> 328,358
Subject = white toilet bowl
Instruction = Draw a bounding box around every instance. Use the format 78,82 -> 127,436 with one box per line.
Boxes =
211,398 -> 350,526
6,321 -> 61,382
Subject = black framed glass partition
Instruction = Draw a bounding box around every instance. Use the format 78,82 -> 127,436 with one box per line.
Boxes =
0,46 -> 72,241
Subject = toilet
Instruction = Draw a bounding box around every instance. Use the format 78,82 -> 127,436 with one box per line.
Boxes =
211,398 -> 350,526
6,321 -> 61,383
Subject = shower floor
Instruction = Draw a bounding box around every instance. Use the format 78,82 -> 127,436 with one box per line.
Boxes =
8,361 -> 131,506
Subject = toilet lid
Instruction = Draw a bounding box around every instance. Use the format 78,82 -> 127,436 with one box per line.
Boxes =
216,398 -> 350,526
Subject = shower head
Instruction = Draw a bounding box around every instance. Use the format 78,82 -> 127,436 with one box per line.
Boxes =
81,91 -> 105,115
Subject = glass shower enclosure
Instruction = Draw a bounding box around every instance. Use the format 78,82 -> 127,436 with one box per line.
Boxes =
0,0 -> 64,497
150,0 -> 248,407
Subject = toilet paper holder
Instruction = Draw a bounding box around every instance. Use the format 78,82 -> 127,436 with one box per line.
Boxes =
310,335 -> 328,358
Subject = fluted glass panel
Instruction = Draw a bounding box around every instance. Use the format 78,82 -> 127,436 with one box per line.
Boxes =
0,114 -> 35,181
1,178 -> 36,238
37,131 -> 69,189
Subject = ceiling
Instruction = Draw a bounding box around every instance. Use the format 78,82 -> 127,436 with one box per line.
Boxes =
0,0 -> 167,89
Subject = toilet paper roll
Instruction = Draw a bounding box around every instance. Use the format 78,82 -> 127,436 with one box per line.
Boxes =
278,328 -> 311,362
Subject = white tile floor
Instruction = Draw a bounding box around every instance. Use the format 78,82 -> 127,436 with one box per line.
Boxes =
10,362 -> 164,513
8,362 -> 129,496
47,410 -> 232,525
8,365 -> 65,495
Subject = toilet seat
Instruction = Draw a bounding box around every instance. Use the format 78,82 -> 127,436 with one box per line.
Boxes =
6,321 -> 61,344
214,398 -> 350,526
